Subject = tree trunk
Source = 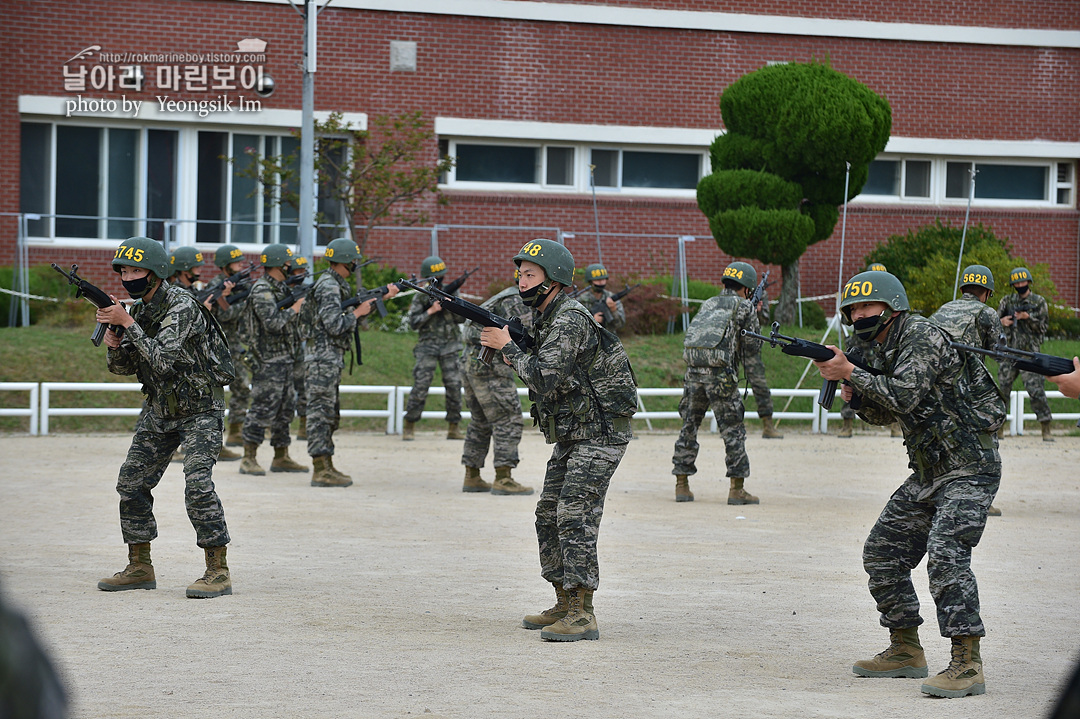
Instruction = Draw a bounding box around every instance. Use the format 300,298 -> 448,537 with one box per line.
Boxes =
774,259 -> 801,325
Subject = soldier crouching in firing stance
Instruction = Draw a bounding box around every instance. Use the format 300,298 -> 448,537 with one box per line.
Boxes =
95,237 -> 235,599
480,239 -> 636,642
813,270 -> 1001,699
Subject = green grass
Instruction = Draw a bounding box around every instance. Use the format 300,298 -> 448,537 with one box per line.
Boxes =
2,324 -> 1078,434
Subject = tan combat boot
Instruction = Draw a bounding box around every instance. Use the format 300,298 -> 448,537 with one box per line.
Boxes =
523,584 -> 594,629
761,416 -> 784,439
325,455 -> 353,485
1041,420 -> 1054,442
270,446 -> 308,473
491,466 -> 533,495
402,420 -> 415,441
462,466 -> 492,493
675,474 -> 694,503
838,418 -> 853,438
997,424 -> 1006,440
186,546 -> 232,599
890,422 -> 903,438
447,422 -> 464,440
218,444 -> 241,462
921,636 -> 985,698
239,442 -> 265,476
225,421 -> 244,447
296,415 -> 307,441
988,505 -> 1002,517
728,477 -> 759,505
98,543 -> 156,591
852,627 -> 928,678
311,456 -> 353,487
541,587 -> 599,641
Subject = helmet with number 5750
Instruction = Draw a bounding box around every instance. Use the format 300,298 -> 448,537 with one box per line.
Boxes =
839,270 -> 909,324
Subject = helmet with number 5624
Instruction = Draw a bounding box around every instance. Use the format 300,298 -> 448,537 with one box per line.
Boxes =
839,270 -> 909,324
111,237 -> 171,280
513,239 -> 575,286
722,261 -> 757,291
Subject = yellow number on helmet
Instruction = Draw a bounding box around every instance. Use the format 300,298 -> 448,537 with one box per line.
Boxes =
170,256 -> 176,264
195,253 -> 202,262
133,249 -> 144,262
261,254 -> 268,264
231,248 -> 242,259
326,248 -> 334,258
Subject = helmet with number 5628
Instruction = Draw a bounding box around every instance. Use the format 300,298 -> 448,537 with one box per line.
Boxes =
960,264 -> 995,293
111,237 -> 171,280
839,270 -> 909,324
513,239 -> 575,286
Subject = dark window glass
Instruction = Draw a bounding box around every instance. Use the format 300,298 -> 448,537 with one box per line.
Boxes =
317,139 -> 346,245
278,136 -> 299,245
591,149 -> 618,187
456,144 -> 537,183
107,128 -> 137,239
231,134 -> 259,244
622,151 -> 699,189
146,130 -> 177,242
19,123 -> 50,236
863,160 -> 899,195
56,126 -> 101,237
974,163 -> 1047,201
196,131 -> 228,243
546,147 -> 574,186
904,160 -> 931,198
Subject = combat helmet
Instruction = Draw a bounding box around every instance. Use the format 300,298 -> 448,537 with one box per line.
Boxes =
722,261 -> 758,291
421,256 -> 448,279
169,246 -> 205,275
584,263 -> 609,283
513,239 -> 575,286
325,238 -> 360,265
839,270 -> 909,324
866,262 -> 887,273
260,244 -> 294,268
960,264 -> 995,294
215,244 -> 244,269
111,237 -> 171,280
1009,267 -> 1033,286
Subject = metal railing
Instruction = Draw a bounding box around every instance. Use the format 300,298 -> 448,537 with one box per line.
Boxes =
0,383 -> 40,435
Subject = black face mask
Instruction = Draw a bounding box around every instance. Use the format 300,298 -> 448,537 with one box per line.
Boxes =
122,275 -> 153,298
1015,284 -> 1030,295
591,284 -> 604,294
519,281 -> 553,308
852,311 -> 893,342
346,261 -> 358,273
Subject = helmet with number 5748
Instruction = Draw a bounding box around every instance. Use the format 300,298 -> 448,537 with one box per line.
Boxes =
839,270 -> 909,324
513,239 -> 575,286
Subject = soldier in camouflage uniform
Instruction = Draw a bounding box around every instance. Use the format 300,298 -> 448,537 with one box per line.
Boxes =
997,266 -> 1054,440
289,255 -> 311,442
671,261 -> 761,505
582,263 -> 626,332
95,237 -> 234,599
203,244 -> 254,448
930,264 -> 1005,517
459,284 -> 534,496
481,239 -> 635,643
402,256 -> 465,440
239,244 -> 308,476
814,270 -> 1002,699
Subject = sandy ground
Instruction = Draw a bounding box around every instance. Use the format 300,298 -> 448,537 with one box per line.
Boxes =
1,426 -> 1079,719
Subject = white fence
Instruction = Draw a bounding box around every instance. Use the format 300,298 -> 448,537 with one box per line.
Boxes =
7,382 -> 1074,436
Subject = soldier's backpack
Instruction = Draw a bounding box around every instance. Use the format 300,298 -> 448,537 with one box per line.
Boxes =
568,306 -> 638,421
928,307 -> 1006,432
196,302 -> 237,387
682,294 -> 741,368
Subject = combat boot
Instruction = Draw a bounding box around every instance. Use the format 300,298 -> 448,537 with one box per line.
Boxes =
852,627 -> 928,678
541,587 -> 599,641
311,455 -> 352,487
728,477 -> 759,505
98,543 -> 156,591
239,442 -> 265,476
462,466 -> 492,493
270,446 -> 309,473
447,422 -> 464,440
838,418 -> 853,438
988,505 -> 1001,516
761,416 -> 784,439
491,466 -> 533,495
890,422 -> 903,438
225,421 -> 244,447
1041,420 -> 1054,442
218,444 -> 241,462
325,455 -> 353,485
186,546 -> 232,599
402,420 -> 415,441
296,416 -> 307,441
523,584 -> 594,629
675,474 -> 694,503
921,636 -> 985,698
997,424 -> 1006,440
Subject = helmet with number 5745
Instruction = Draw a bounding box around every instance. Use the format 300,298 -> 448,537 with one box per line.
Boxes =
513,239 -> 575,286
111,237 -> 171,280
839,270 -> 909,324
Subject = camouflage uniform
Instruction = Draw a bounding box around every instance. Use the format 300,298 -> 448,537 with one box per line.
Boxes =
848,313 -> 1001,637
304,270 -> 357,459
584,286 -> 626,332
241,274 -> 301,448
997,290 -> 1052,422
672,288 -> 758,479
404,289 -> 464,424
107,282 -> 231,548
204,272 -> 252,424
460,287 -> 532,469
502,292 -> 632,591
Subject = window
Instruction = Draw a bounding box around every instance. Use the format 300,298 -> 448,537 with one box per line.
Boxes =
456,144 -> 539,184
904,160 -> 931,198
863,160 -> 899,196
946,161 -> 1049,201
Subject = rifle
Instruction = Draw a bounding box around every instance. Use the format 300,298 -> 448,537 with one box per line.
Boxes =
340,279 -> 411,318
741,321 -> 883,410
399,278 -> 534,366
196,262 -> 257,305
51,263 -> 126,347
1002,302 -> 1033,323
951,338 -> 1072,376
274,269 -> 329,311
440,266 -> 480,295
585,283 -> 640,325
749,270 -> 770,312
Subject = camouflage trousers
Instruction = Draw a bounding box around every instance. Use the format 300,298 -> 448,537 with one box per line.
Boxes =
672,367 -> 749,478
242,361 -> 296,447
742,350 -> 774,417
117,408 -> 230,547
536,438 -> 628,591
461,368 -> 523,469
404,347 -> 462,423
293,358 -> 307,418
227,344 -> 252,423
998,361 -> 1052,423
305,355 -> 343,458
863,475 -> 999,637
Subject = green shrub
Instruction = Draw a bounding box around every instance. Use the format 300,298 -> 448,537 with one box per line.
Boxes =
797,298 -> 828,329
0,264 -> 92,328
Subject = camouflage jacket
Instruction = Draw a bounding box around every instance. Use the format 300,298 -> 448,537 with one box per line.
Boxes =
683,288 -> 760,370
407,288 -> 463,354
998,290 -> 1049,351
245,274 -> 302,365
583,287 -> 626,331
462,286 -> 532,379
203,272 -> 246,334
107,282 -> 228,418
503,292 -> 633,444
847,313 -> 1001,497
307,270 -> 357,360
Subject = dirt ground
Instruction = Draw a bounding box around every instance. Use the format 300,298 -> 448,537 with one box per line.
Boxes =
1,426 -> 1078,719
